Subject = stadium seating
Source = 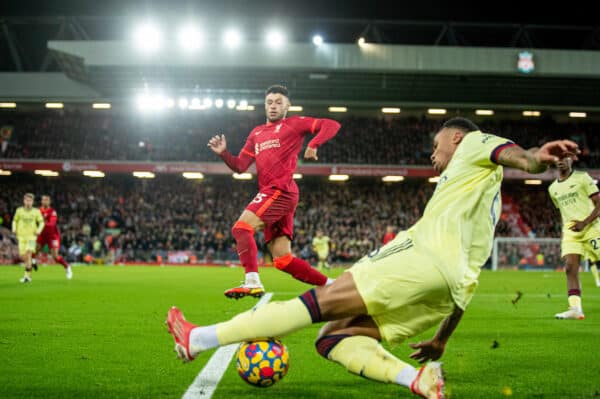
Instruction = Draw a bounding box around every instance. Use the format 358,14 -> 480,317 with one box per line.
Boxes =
2,111 -> 599,167
0,174 -> 559,263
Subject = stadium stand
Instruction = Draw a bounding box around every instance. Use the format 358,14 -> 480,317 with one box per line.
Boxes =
2,111 -> 599,167
0,174 -> 559,264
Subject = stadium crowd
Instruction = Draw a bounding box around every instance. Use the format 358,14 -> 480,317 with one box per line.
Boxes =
2,111 -> 600,167
0,175 -> 561,266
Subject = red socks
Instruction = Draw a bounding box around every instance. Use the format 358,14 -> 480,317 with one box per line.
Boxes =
55,255 -> 69,269
274,254 -> 328,286
231,220 -> 327,286
231,221 -> 258,273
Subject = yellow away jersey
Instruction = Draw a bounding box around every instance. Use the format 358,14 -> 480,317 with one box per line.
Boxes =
312,236 -> 331,253
12,207 -> 44,238
409,131 -> 514,310
548,170 -> 600,239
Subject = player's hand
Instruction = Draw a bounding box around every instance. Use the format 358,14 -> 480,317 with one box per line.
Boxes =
409,339 -> 445,363
304,146 -> 318,160
207,134 -> 227,154
535,140 -> 580,164
569,220 -> 586,232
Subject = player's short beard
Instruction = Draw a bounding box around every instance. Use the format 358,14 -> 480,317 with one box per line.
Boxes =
268,111 -> 285,123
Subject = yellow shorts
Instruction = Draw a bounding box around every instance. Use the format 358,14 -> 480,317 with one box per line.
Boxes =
317,251 -> 329,260
18,236 -> 37,256
348,233 -> 454,346
562,227 -> 600,262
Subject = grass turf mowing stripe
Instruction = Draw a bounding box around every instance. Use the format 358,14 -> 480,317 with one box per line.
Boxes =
182,293 -> 273,399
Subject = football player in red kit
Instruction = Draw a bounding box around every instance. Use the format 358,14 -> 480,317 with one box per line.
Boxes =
208,85 -> 340,298
35,195 -> 72,279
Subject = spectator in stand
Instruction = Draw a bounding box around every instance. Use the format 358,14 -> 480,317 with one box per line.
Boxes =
0,174 -> 563,264
383,225 -> 396,245
2,110 -> 599,167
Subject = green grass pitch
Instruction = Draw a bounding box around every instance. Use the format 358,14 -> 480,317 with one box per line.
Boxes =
1,265 -> 599,398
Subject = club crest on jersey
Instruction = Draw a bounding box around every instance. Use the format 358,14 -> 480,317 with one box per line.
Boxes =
275,124 -> 282,133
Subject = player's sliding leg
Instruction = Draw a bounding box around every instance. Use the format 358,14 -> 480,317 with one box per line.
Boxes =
555,254 -> 585,319
225,210 -> 266,299
315,317 -> 444,399
167,271 -> 364,361
591,262 -> 600,287
270,236 -> 334,287
51,248 -> 72,279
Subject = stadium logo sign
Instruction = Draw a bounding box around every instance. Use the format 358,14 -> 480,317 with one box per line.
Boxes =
517,51 -> 535,74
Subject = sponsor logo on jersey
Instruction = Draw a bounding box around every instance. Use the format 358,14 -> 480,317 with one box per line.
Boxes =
255,139 -> 281,155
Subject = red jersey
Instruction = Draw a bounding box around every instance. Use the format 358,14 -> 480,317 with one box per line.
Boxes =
383,232 -> 396,245
219,116 -> 340,193
40,206 -> 60,236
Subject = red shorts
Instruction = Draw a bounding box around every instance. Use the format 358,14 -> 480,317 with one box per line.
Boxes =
37,232 -> 60,250
245,187 -> 299,243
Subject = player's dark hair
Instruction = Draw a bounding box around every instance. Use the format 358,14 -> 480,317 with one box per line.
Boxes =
265,85 -> 289,98
442,117 -> 480,134
41,194 -> 50,199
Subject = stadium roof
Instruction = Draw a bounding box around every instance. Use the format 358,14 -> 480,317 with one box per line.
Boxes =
1,2 -> 599,107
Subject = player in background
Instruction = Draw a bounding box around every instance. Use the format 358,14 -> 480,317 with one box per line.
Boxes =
168,118 -> 578,398
12,193 -> 44,283
34,195 -> 73,279
548,158 -> 600,320
312,230 -> 331,270
383,225 -> 396,245
208,85 -> 340,299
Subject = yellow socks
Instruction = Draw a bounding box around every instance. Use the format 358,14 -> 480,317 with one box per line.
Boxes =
216,298 -> 312,346
327,335 -> 417,386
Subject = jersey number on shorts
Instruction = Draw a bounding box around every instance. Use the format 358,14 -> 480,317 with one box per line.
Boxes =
590,238 -> 600,251
252,193 -> 268,204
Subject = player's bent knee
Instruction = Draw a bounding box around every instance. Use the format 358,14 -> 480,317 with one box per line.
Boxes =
315,334 -> 352,359
273,253 -> 293,270
231,221 -> 254,236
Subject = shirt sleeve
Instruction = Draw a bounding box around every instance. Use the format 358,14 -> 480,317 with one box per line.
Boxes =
290,116 -> 320,135
463,132 -> 517,168
582,173 -> 600,198
12,209 -> 19,233
219,135 -> 255,173
46,210 -> 58,228
290,116 -> 341,148
548,186 -> 559,208
35,210 -> 45,235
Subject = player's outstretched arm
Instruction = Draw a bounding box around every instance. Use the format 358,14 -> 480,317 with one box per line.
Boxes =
409,306 -> 464,363
305,119 -> 342,161
208,134 -> 254,173
497,140 -> 579,174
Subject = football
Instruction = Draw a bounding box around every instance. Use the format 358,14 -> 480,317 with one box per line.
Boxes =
236,339 -> 290,387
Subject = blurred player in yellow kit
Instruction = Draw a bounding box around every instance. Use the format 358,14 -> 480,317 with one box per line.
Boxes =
549,157 -> 600,319
312,230 -> 331,270
167,118 -> 578,399
12,193 -> 44,283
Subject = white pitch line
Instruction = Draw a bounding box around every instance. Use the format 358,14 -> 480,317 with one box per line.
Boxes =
182,292 -> 273,399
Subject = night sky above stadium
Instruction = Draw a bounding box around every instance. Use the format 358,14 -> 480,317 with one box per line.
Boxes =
0,0 -> 594,25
